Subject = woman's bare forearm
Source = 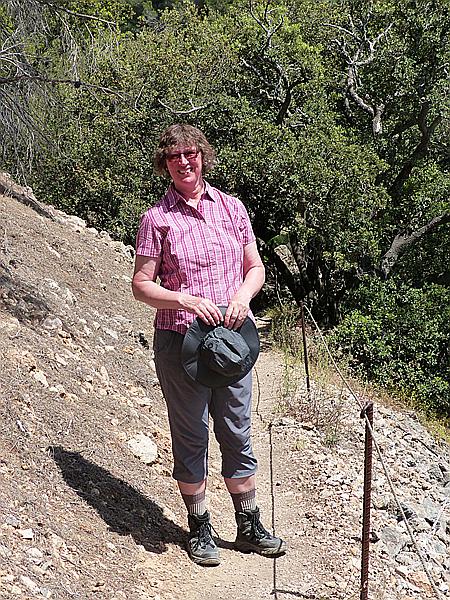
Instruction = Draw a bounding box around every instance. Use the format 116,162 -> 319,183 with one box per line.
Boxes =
233,264 -> 265,304
132,279 -> 184,309
132,279 -> 223,325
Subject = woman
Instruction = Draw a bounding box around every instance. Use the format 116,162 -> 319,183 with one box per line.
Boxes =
132,124 -> 286,565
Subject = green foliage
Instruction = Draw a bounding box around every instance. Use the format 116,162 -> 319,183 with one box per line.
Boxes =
332,278 -> 450,415
30,1 -> 243,239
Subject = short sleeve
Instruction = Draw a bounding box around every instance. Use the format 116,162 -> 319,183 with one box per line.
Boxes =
236,198 -> 256,246
135,211 -> 164,257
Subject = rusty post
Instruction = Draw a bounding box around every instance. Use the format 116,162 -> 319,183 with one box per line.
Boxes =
360,402 -> 374,600
299,302 -> 310,395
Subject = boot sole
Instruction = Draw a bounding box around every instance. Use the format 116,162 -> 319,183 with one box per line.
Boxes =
189,554 -> 221,566
234,541 -> 287,556
187,543 -> 221,566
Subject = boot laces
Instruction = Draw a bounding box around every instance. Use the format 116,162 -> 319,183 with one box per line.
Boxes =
250,512 -> 270,539
192,521 -> 218,550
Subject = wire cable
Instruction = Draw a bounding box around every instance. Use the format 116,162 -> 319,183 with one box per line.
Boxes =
304,304 -> 444,600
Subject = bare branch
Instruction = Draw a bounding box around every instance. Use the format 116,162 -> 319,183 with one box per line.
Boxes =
0,75 -> 127,100
241,58 -> 273,90
325,18 -> 393,135
249,0 -> 269,36
347,65 -> 374,117
36,0 -> 117,26
0,0 -> 124,173
157,98 -> 210,115
381,213 -> 450,277
249,0 -> 284,53
321,22 -> 361,42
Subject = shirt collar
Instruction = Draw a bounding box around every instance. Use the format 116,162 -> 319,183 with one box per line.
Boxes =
166,181 -> 217,208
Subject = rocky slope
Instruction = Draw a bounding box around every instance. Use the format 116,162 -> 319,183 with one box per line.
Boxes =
0,189 -> 449,600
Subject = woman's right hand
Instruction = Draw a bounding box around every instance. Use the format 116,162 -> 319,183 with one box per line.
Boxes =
179,293 -> 223,326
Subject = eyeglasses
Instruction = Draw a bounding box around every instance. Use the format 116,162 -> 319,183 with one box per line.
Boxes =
166,149 -> 199,162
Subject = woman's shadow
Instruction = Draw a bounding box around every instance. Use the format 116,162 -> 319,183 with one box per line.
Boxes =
49,446 -> 186,554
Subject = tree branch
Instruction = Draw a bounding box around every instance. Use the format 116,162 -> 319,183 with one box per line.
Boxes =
0,74 -> 127,99
324,19 -> 392,135
36,0 -> 117,26
249,0 -> 284,53
262,241 -> 305,305
157,98 -> 210,115
389,102 -> 443,199
381,212 -> 450,277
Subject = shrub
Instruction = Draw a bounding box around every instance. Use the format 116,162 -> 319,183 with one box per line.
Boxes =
332,278 -> 450,415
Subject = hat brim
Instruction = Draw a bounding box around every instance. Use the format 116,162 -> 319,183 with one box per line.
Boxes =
181,306 -> 260,388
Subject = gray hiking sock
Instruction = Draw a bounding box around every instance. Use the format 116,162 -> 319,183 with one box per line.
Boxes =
181,490 -> 207,516
230,488 -> 257,512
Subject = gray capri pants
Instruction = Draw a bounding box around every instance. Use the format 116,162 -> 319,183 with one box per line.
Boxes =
153,328 -> 258,483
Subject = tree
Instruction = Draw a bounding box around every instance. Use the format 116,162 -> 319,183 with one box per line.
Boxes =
0,0 -> 135,175
218,0 -> 450,322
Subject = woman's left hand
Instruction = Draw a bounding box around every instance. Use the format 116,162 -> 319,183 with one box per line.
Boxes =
224,297 -> 250,330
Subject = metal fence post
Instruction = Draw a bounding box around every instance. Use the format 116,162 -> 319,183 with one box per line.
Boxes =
360,402 -> 374,600
300,302 -> 311,395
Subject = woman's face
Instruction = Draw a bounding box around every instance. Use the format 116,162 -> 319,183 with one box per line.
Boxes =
165,145 -> 203,190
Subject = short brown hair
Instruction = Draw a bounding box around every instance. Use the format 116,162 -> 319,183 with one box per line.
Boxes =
153,123 -> 217,177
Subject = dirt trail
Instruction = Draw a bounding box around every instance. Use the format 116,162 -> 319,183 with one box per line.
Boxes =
146,348 -> 339,600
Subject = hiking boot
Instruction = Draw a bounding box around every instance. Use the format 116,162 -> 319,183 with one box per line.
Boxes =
234,507 -> 287,556
187,511 -> 220,566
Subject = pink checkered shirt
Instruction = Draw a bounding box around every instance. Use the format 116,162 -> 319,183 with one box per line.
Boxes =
136,181 -> 256,333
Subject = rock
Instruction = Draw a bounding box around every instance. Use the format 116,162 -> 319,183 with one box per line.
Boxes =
54,354 -> 67,366
0,315 -> 20,333
379,526 -> 407,558
19,575 -> 40,593
137,396 -> 152,407
5,515 -> 20,528
26,547 -> 44,561
35,561 -> 52,574
98,366 -> 110,383
19,528 -> 34,539
372,494 -> 391,510
46,243 -> 61,258
33,370 -> 49,387
42,316 -> 63,331
64,214 -> 87,229
428,464 -> 445,481
10,584 -> 22,595
423,496 -> 446,529
127,433 -> 158,464
49,533 -> 66,553
407,570 -> 433,594
0,544 -> 11,558
104,328 -> 119,340
61,286 -> 76,305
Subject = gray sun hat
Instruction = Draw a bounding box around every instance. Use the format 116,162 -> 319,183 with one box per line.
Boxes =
181,306 -> 260,388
